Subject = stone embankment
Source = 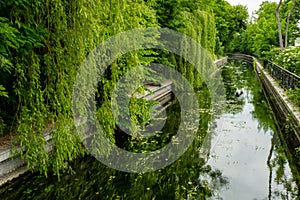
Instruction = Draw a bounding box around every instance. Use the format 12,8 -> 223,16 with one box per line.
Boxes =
229,53 -> 300,148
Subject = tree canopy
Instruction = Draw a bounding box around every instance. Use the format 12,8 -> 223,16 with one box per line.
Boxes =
0,0 -> 251,175
234,0 -> 300,57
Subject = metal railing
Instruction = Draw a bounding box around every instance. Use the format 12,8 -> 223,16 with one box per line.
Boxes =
227,53 -> 300,90
263,60 -> 300,90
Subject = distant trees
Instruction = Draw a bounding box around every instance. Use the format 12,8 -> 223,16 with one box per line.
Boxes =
276,0 -> 299,49
234,0 -> 300,57
150,0 -> 249,54
235,2 -> 279,56
209,0 -> 249,54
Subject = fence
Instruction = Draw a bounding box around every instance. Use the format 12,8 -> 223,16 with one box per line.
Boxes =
263,60 -> 300,90
228,53 -> 300,90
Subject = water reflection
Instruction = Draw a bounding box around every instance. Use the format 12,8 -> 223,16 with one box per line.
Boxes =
207,61 -> 299,199
0,91 -> 227,199
0,61 -> 299,199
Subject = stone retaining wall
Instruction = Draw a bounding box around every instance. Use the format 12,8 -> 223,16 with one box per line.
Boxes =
255,61 -> 300,146
228,54 -> 300,147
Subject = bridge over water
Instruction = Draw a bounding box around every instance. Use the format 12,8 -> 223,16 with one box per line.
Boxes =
0,57 -> 299,199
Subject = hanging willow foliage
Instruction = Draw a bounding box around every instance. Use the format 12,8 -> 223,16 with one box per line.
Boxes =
0,0 -> 218,175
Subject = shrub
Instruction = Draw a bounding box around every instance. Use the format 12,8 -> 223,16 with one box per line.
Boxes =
272,46 -> 300,76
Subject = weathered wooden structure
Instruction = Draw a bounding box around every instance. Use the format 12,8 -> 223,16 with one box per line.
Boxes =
0,58 -> 229,186
214,57 -> 228,68
0,79 -> 175,186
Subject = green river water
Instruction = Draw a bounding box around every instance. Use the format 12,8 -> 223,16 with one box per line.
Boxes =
0,61 -> 299,199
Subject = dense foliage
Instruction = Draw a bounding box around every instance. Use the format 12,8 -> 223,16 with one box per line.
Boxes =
0,0 -> 250,175
2,60 -> 298,200
234,0 -> 300,57
271,46 -> 300,75
0,0 -> 160,175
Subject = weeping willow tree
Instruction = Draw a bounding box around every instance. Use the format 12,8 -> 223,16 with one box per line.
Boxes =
112,0 -> 220,165
0,0 -> 218,175
0,0 -> 159,175
148,0 -> 217,86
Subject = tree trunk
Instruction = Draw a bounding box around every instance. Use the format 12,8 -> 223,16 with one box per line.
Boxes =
276,0 -> 284,50
285,0 -> 297,47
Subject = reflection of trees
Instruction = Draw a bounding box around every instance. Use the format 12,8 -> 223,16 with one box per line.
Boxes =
218,60 -> 300,199
267,132 -> 300,199
238,61 -> 276,132
231,59 -> 300,198
224,60 -> 275,131
0,89 -> 228,200
221,61 -> 246,114
233,59 -> 300,198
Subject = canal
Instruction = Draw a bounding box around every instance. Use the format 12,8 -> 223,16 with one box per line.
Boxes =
0,61 -> 299,199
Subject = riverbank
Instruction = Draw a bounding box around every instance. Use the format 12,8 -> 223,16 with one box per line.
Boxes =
228,54 -> 300,146
207,61 -> 299,199
2,60 -> 299,199
228,53 -> 300,179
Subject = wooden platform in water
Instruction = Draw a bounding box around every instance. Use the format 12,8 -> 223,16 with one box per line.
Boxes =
137,80 -> 173,105
0,80 -> 174,186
